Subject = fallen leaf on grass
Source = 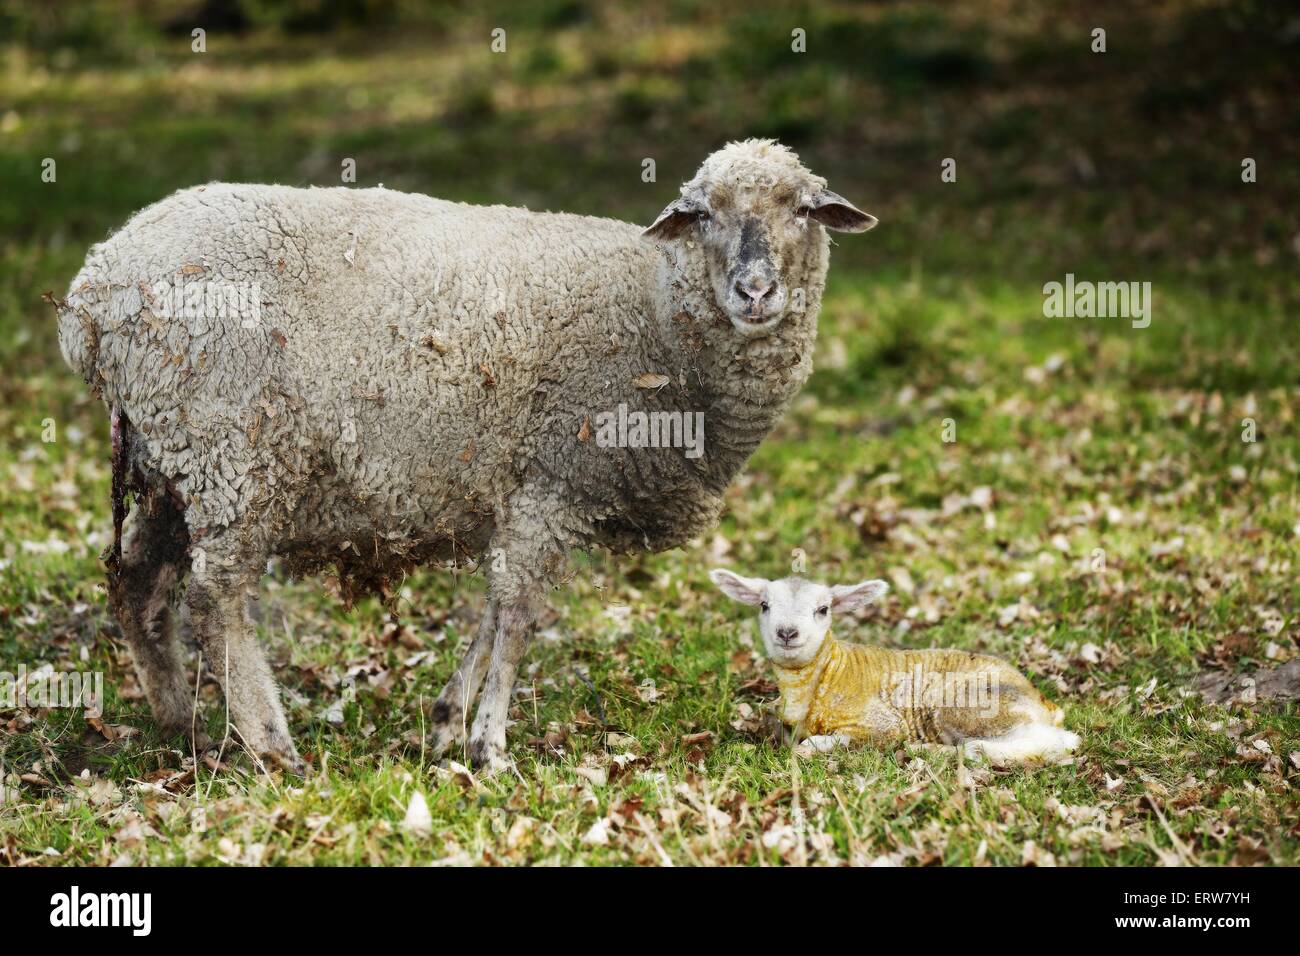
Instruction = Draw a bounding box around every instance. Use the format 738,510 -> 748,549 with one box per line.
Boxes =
438,761 -> 478,791
735,676 -> 778,696
402,791 -> 432,837
1021,841 -> 1056,867
1077,643 -> 1103,664
506,816 -> 537,851
583,818 -> 612,846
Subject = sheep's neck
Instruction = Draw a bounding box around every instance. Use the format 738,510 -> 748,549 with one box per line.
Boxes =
650,249 -> 821,483
771,635 -> 841,730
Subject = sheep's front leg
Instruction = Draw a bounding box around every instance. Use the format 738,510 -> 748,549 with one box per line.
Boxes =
429,597 -> 496,760
186,562 -> 303,774
466,506 -> 565,774
466,597 -> 542,774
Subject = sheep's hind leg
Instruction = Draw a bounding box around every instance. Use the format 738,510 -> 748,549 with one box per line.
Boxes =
964,723 -> 1080,767
186,556 -> 303,774
115,491 -> 208,748
429,597 -> 496,760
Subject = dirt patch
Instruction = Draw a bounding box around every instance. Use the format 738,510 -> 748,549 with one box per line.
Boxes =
1191,659 -> 1300,707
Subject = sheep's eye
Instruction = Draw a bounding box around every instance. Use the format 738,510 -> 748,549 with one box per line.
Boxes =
817,606 -> 829,616
760,601 -> 770,613
796,206 -> 812,219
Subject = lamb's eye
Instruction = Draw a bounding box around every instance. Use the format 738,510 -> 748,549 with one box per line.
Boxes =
760,601 -> 770,613
796,206 -> 812,219
817,606 -> 829,616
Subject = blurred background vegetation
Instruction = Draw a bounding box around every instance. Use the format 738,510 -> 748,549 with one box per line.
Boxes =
3,0 -> 1297,404
2,1 -> 1296,262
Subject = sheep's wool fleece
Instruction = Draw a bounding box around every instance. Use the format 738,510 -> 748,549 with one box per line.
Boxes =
58,142 -> 832,586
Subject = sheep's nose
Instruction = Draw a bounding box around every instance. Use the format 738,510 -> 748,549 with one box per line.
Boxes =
776,626 -> 799,645
735,278 -> 774,303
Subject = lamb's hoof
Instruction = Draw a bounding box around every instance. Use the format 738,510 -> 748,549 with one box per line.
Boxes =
466,738 -> 512,777
794,733 -> 848,757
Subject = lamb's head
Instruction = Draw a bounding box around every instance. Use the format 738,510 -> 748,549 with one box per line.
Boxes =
645,139 -> 876,337
710,569 -> 889,667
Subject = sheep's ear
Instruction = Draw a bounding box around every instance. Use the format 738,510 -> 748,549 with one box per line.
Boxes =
709,568 -> 767,605
643,194 -> 708,241
805,190 -> 877,233
829,579 -> 889,611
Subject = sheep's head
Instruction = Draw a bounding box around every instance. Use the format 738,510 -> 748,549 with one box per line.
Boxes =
710,569 -> 888,668
645,139 -> 876,337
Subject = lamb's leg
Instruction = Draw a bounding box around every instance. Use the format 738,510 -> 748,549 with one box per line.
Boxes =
429,597 -> 496,760
796,733 -> 852,755
114,491 -> 207,747
185,558 -> 302,774
964,723 -> 1081,766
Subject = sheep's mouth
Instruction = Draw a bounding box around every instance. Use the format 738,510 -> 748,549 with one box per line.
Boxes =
727,308 -> 783,336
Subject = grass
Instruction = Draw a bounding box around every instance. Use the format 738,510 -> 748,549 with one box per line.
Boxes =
0,0 -> 1296,865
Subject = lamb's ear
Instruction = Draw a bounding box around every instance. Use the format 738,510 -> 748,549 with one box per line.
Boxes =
709,568 -> 767,605
643,194 -> 708,241
805,190 -> 877,233
829,579 -> 889,611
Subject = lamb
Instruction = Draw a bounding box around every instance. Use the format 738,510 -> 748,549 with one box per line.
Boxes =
55,138 -> 877,774
709,569 -> 1081,765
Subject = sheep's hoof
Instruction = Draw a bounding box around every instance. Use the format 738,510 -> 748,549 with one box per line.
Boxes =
429,725 -> 464,762
428,709 -> 465,760
161,721 -> 215,753
466,738 -> 512,777
260,748 -> 307,777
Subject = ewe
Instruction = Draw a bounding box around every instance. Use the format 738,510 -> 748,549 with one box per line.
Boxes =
57,139 -> 876,772
710,570 -> 1081,765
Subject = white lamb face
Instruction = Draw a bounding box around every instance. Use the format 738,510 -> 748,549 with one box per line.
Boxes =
710,570 -> 889,667
644,140 -> 876,338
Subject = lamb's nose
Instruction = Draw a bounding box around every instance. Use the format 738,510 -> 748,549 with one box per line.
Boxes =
735,278 -> 773,302
776,626 -> 799,645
